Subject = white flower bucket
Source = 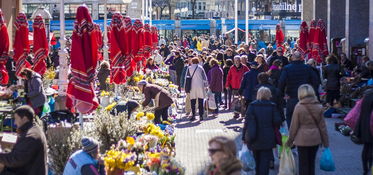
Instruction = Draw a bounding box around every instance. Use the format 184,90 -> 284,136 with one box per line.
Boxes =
101,96 -> 110,107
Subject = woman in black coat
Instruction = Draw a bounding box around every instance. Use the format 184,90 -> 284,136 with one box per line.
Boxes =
354,89 -> 373,175
242,87 -> 282,175
323,55 -> 344,106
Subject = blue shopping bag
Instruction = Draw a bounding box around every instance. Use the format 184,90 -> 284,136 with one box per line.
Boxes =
320,148 -> 336,171
239,145 -> 256,171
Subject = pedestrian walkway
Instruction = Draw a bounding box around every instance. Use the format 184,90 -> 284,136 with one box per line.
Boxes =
175,110 -> 364,175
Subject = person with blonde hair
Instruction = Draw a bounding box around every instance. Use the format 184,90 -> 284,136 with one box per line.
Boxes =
242,87 -> 282,175
205,136 -> 242,175
286,84 -> 329,175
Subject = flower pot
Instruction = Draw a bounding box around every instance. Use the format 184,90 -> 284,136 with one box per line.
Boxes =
101,96 -> 110,107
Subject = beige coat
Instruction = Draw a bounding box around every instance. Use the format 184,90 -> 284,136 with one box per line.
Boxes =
287,97 -> 329,147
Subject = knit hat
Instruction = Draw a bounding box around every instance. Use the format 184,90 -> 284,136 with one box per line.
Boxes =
81,137 -> 99,154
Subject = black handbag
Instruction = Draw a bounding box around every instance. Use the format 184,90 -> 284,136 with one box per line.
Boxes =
185,66 -> 198,93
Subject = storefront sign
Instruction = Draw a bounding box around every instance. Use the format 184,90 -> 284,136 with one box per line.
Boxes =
272,2 -> 302,12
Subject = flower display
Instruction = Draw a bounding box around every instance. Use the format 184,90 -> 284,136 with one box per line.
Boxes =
146,112 -> 155,121
105,102 -> 117,111
100,91 -> 111,97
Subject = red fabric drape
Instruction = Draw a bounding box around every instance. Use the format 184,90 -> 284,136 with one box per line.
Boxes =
66,6 -> 99,114
298,21 -> 309,58
32,15 -> 48,75
275,24 -> 285,49
95,24 -> 103,61
151,26 -> 158,51
0,9 -> 9,85
109,13 -> 126,84
317,19 -> 328,62
13,12 -> 31,78
308,20 -> 317,60
143,24 -> 152,59
132,20 -> 145,63
124,17 -> 135,77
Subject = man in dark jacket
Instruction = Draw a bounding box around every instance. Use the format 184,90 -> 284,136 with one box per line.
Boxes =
159,44 -> 170,59
173,52 -> 185,89
0,105 -> 47,175
267,47 -> 289,66
22,68 -> 47,116
278,51 -> 318,127
239,62 -> 260,107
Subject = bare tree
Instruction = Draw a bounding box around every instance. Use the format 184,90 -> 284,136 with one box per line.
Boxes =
153,0 -> 171,19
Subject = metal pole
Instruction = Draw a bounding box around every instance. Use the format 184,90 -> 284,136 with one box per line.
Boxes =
245,0 -> 249,44
149,0 -> 153,26
234,0 -> 238,44
58,0 -> 68,97
103,0 -> 109,61
142,0 -> 145,23
145,0 -> 148,22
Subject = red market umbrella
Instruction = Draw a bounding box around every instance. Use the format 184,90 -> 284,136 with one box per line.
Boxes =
317,19 -> 328,62
123,17 -> 135,77
143,24 -> 153,60
95,24 -> 103,61
66,6 -> 99,114
109,13 -> 126,84
308,20 -> 317,59
0,9 -> 9,85
151,26 -> 158,51
298,21 -> 309,58
32,15 -> 48,75
275,24 -> 285,49
13,12 -> 31,78
132,19 -> 145,63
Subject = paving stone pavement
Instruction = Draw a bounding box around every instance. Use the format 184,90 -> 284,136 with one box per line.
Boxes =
174,108 -> 364,175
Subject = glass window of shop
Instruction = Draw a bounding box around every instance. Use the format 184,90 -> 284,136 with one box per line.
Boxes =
98,4 -> 127,18
64,4 -> 93,19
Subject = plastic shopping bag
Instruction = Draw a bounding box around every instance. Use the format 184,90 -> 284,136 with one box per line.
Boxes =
239,145 -> 256,171
207,91 -> 217,110
278,146 -> 296,175
320,148 -> 336,171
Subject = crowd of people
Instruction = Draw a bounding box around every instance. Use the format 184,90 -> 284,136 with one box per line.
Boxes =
0,30 -> 372,175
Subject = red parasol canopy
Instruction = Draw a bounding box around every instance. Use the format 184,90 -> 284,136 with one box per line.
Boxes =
66,6 -> 99,114
308,20 -> 317,59
94,24 -> 103,61
143,24 -> 153,60
109,13 -> 126,84
32,15 -> 48,75
13,12 -> 31,78
275,24 -> 285,49
298,21 -> 309,57
151,26 -> 158,51
132,19 -> 145,63
124,17 -> 135,77
0,9 -> 9,85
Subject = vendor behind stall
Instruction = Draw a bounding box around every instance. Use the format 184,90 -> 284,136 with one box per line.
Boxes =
21,68 -> 47,116
137,80 -> 173,124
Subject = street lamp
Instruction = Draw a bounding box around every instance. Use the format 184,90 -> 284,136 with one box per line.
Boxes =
31,7 -> 52,42
58,0 -> 68,97
103,0 -> 109,61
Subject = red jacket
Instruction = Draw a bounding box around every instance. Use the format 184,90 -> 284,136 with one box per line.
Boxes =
226,65 -> 249,89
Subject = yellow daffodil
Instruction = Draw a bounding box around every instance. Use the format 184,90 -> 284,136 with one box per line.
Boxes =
105,102 -> 117,111
146,112 -> 155,121
136,112 -> 145,120
126,137 -> 135,145
162,121 -> 171,125
133,77 -> 140,82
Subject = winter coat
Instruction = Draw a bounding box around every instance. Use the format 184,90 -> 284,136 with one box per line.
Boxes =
287,97 -> 329,147
225,65 -> 249,89
180,65 -> 188,88
97,68 -> 110,91
185,64 -> 208,99
268,65 -> 281,87
243,100 -> 282,150
278,61 -> 318,99
208,65 -> 224,92
223,66 -> 230,88
239,69 -> 260,101
0,122 -> 47,175
323,63 -> 343,90
27,72 -> 47,108
142,84 -> 173,110
253,83 -> 284,120
267,55 -> 289,66
205,157 -> 242,175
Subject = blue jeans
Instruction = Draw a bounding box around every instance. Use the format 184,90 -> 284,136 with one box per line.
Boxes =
213,91 -> 222,113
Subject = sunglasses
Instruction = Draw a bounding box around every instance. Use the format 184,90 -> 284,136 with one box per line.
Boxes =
208,148 -> 223,155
